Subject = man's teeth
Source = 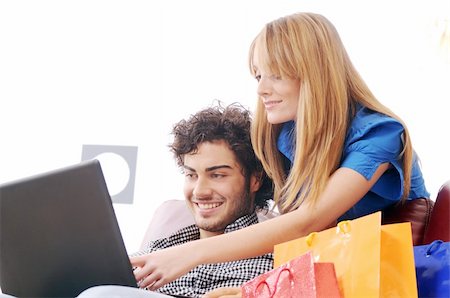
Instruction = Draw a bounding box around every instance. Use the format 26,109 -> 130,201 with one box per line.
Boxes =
197,202 -> 221,209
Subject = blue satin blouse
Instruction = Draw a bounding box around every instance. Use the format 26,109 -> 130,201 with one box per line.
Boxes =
277,105 -> 429,220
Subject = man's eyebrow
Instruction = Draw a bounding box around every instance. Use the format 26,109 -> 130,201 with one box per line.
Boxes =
183,165 -> 196,172
205,165 -> 232,172
183,165 -> 233,172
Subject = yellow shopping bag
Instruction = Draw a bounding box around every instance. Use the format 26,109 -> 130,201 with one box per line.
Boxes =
274,211 -> 417,297
380,222 -> 417,297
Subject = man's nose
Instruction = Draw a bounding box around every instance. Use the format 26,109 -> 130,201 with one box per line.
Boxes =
192,177 -> 213,199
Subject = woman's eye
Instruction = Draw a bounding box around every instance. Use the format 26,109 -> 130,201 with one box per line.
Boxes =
255,75 -> 261,82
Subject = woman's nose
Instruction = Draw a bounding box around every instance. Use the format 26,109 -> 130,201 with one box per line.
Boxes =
256,76 -> 272,98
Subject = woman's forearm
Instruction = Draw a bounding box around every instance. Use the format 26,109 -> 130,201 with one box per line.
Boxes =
188,210 -> 309,265
188,166 -> 387,266
132,166 -> 387,290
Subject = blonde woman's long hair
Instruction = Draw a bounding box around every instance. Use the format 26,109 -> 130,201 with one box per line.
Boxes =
249,12 -> 412,213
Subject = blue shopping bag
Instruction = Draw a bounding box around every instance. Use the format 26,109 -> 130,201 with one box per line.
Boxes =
414,240 -> 450,297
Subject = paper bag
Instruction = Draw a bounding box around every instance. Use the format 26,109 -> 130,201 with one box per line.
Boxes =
274,211 -> 417,297
242,251 -> 340,298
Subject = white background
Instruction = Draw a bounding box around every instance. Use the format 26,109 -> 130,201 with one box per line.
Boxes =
1,0 -> 449,253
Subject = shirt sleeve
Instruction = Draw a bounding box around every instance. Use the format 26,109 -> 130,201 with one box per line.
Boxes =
341,115 -> 404,199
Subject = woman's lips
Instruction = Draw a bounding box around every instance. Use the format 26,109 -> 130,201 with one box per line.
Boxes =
263,100 -> 282,109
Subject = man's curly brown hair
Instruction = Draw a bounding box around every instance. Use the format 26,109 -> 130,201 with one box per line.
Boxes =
169,102 -> 272,209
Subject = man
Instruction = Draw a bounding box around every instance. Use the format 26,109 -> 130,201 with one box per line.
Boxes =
77,103 -> 273,298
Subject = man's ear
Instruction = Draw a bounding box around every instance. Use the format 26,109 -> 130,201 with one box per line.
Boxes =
249,172 -> 263,193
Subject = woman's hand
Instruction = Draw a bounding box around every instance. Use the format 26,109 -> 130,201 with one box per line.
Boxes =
130,245 -> 198,290
203,287 -> 242,298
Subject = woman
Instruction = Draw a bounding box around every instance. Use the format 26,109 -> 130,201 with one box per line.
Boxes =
131,12 -> 429,295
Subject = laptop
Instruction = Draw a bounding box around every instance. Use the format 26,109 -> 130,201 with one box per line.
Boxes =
0,159 -> 138,297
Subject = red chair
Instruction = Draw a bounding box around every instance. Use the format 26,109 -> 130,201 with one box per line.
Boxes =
423,181 -> 450,244
382,181 -> 450,246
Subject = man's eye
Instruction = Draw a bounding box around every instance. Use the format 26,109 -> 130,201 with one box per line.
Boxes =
211,173 -> 225,179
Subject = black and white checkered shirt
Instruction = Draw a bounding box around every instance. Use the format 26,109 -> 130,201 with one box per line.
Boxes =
134,213 -> 273,298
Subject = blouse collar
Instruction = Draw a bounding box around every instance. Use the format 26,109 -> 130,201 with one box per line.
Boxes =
277,121 -> 295,163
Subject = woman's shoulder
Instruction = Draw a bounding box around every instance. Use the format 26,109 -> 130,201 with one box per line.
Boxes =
341,106 -> 406,180
347,106 -> 404,142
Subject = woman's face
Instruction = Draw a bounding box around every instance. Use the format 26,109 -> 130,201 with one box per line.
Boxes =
253,54 -> 301,124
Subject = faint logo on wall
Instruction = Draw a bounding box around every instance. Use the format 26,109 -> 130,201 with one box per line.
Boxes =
81,145 -> 138,204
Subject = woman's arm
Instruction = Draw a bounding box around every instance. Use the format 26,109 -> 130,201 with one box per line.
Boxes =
131,163 -> 390,290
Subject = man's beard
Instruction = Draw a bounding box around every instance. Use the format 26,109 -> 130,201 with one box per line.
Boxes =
197,182 -> 253,233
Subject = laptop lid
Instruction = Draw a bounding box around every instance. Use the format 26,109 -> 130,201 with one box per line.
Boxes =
0,159 -> 138,297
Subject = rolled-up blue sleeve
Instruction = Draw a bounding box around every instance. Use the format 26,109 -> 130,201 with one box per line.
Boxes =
341,113 -> 404,200
338,107 -> 429,220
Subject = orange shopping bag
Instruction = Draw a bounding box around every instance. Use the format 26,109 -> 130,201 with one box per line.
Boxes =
380,222 -> 417,297
274,211 -> 417,297
242,251 -> 340,298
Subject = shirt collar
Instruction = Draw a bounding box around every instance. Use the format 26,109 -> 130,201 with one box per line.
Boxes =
165,212 -> 260,244
223,212 -> 259,233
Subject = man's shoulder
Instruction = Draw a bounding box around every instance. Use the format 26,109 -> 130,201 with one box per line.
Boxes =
137,224 -> 200,255
257,208 -> 279,222
224,210 -> 278,233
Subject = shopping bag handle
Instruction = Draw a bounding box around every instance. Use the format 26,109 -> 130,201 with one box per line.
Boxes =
426,240 -> 443,256
305,220 -> 351,247
337,220 -> 351,234
255,267 -> 293,297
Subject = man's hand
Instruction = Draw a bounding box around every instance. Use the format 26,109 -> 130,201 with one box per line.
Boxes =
130,245 -> 197,290
202,287 -> 242,298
